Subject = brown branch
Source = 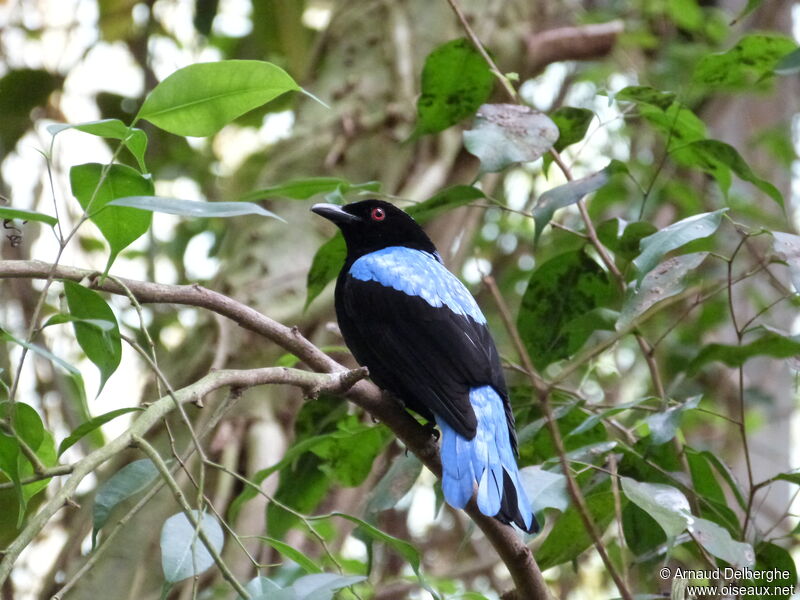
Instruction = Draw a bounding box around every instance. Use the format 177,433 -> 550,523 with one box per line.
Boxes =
526,21 -> 625,77
0,259 -> 548,599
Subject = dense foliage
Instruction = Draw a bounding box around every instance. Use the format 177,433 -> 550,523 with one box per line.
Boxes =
0,0 -> 799,598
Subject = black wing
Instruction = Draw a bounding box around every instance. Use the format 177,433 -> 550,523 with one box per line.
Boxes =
336,273 -> 514,446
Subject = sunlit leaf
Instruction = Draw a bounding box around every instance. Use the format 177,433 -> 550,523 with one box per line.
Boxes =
64,281 -> 121,393
160,510 -> 224,583
241,178 -> 379,202
406,185 -> 485,223
48,119 -> 147,171
58,407 -> 143,457
139,60 -> 300,136
694,34 -> 796,89
414,38 -> 494,137
0,207 -> 57,227
620,477 -> 691,538
70,163 -> 153,275
463,103 -> 558,173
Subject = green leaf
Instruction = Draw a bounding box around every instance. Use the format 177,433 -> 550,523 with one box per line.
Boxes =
160,511 -> 224,583
0,402 -> 57,525
241,573 -> 366,600
694,34 -> 797,89
639,102 -> 707,145
519,466 -> 569,513
686,448 -> 741,535
48,119 -> 148,171
535,487 -> 616,570
70,163 -> 153,275
730,0 -> 763,25
775,47 -> 800,75
772,231 -> 800,292
614,85 -> 677,111
311,418 -> 389,487
533,166 -> 612,245
0,329 -> 88,420
699,451 -> 747,510
463,103 -> 559,173
620,477 -> 691,538
406,185 -> 485,223
305,233 -> 346,309
550,107 -> 595,152
618,253 -> 708,330
414,38 -> 494,137
108,196 -> 284,221
632,209 -> 727,279
646,395 -> 701,445
64,281 -> 121,393
93,458 -> 159,547
241,178 -> 379,202
691,331 -> 800,373
0,68 -> 60,154
598,220 -> 659,262
742,543 -> 797,598
139,60 -> 300,137
363,453 -> 422,521
566,397 -> 649,439
690,517 -> 755,568
58,407 -> 143,457
518,250 -> 616,370
622,502 -> 666,557
251,536 -> 323,574
0,207 -> 57,227
673,140 -> 783,207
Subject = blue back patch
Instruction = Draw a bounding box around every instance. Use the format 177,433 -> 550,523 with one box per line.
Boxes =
349,246 -> 486,324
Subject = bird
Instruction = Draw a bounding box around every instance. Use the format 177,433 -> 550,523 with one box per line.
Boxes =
311,199 -> 536,533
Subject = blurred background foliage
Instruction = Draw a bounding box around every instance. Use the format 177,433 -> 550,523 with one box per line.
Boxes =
1,0 -> 800,598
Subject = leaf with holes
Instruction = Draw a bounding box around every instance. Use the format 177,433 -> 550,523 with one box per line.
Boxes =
464,103 -> 558,173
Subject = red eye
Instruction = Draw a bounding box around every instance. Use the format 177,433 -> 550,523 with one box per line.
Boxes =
371,207 -> 386,221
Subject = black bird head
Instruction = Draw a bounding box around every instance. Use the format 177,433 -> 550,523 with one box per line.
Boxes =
311,200 -> 438,260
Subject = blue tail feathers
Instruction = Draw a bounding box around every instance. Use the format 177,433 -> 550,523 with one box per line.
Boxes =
437,386 -> 537,532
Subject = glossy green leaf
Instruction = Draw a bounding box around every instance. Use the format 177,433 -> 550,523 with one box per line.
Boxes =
0,402 -> 56,523
772,231 -> 800,292
632,209 -> 727,279
694,34 -> 796,89
310,418 -> 390,487
567,397 -> 649,439
533,166 -> 611,245
690,517 -> 755,568
93,458 -> 158,547
598,220 -> 659,262
305,232 -> 346,309
691,331 -> 800,373
519,466 -> 569,513
0,207 -> 57,227
518,250 -> 616,370
775,48 -> 800,75
639,102 -> 707,145
673,140 -> 783,207
139,60 -> 300,136
108,196 -> 284,221
160,510 -> 224,583
58,407 -> 143,457
699,451 -> 747,510
686,448 -> 741,535
48,119 -> 148,171
535,487 -> 615,570
620,477 -> 691,538
252,536 -> 322,574
542,106 -> 594,171
646,395 -> 701,444
618,253 -> 708,329
70,163 -> 153,275
414,38 -> 494,137
464,103 -> 559,173
241,178 -> 379,202
64,281 -> 121,393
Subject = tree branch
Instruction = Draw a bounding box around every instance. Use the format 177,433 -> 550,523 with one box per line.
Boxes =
525,21 -> 625,76
0,259 -> 547,599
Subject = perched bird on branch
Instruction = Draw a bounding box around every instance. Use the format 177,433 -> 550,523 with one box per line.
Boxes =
311,200 -> 536,532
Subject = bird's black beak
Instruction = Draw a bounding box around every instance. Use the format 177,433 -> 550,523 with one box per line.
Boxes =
310,203 -> 361,226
